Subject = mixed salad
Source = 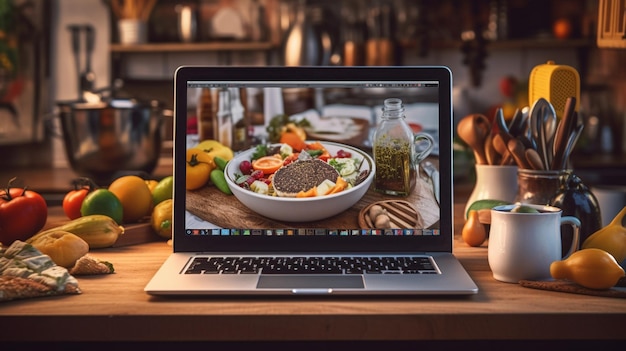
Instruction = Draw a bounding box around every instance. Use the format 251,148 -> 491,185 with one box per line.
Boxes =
232,141 -> 364,197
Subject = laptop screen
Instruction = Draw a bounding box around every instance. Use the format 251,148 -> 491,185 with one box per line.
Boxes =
173,66 -> 453,253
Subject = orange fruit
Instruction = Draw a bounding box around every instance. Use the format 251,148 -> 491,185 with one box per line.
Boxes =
280,132 -> 307,151
145,179 -> 158,192
107,175 -> 153,223
553,18 -> 572,40
252,155 -> 284,175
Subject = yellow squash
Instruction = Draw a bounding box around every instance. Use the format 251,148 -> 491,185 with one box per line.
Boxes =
29,230 -> 89,268
28,215 -> 125,249
550,248 -> 625,290
462,210 -> 487,247
582,206 -> 626,263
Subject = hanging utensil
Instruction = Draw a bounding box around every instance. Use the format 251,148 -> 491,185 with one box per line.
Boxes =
67,24 -> 82,100
81,24 -> 96,94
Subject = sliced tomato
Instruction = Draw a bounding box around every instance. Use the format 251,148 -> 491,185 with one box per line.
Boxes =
252,155 -> 283,175
282,153 -> 300,167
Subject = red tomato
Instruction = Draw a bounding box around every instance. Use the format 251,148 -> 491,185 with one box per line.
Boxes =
63,188 -> 90,220
62,178 -> 97,220
0,179 -> 48,245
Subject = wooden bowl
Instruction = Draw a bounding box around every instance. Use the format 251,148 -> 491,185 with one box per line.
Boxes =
358,200 -> 423,229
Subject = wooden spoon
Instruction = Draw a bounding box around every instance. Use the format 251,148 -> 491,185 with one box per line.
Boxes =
507,138 -> 530,169
525,148 -> 544,170
457,114 -> 490,165
492,133 -> 514,165
484,132 -> 500,165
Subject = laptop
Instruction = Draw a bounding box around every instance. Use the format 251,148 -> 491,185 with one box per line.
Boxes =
145,66 -> 478,296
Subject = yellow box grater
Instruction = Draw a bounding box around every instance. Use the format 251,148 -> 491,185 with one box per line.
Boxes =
528,60 -> 580,119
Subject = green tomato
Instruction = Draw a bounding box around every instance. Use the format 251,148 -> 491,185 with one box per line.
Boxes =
152,176 -> 173,206
80,189 -> 124,224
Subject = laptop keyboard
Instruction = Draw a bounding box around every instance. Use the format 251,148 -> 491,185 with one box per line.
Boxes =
184,256 -> 438,275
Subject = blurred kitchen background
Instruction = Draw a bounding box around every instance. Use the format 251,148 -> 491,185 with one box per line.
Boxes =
1,0 -> 625,186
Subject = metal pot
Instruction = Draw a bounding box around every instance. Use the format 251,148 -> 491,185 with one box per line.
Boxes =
56,98 -> 169,183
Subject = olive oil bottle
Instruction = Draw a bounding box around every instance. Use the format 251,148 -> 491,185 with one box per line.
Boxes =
373,98 -> 415,196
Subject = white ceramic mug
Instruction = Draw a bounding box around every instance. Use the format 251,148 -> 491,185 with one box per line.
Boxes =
488,204 -> 580,283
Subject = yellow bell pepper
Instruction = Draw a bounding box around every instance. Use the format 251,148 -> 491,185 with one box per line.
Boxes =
582,206 -> 626,263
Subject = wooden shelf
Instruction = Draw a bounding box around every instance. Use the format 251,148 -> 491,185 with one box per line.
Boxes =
401,38 -> 594,50
110,41 -> 278,53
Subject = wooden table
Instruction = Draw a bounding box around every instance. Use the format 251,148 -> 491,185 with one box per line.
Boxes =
1,203 -> 625,348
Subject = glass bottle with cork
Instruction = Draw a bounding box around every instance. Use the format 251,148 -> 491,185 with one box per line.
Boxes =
216,87 -> 232,149
231,87 -> 250,151
197,87 -> 216,141
373,97 -> 434,196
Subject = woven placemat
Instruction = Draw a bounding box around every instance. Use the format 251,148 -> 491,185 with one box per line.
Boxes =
519,278 -> 626,299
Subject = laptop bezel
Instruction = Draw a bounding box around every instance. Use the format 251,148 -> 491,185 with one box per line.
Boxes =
172,66 -> 454,254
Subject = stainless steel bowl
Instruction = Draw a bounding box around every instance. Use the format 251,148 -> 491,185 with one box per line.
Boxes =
57,98 -> 167,183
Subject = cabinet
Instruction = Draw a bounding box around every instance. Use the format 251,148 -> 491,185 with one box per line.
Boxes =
597,0 -> 626,48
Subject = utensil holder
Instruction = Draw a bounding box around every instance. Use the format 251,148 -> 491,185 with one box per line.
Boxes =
118,19 -> 147,44
464,164 -> 519,219
515,169 -> 571,205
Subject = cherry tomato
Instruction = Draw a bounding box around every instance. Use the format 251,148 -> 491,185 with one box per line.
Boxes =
336,149 -> 352,158
62,177 -> 98,220
0,178 -> 48,245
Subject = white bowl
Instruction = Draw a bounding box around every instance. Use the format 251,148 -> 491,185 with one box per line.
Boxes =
225,141 -> 374,222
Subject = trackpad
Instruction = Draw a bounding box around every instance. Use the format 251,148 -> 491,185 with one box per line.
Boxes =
257,275 -> 364,289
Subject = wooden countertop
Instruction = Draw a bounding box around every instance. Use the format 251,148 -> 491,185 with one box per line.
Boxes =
1,203 -> 625,346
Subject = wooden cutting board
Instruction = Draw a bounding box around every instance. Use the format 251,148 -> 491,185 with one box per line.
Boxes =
358,200 -> 424,229
186,175 -> 439,229
43,209 -> 162,247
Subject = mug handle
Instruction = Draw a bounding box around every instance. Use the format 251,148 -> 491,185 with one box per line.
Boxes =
413,132 -> 435,164
560,216 -> 581,259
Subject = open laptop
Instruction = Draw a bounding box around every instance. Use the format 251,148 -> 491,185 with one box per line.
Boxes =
145,66 -> 478,296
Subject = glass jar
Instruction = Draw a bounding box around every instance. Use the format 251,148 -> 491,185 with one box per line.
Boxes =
515,169 -> 571,205
372,98 -> 434,196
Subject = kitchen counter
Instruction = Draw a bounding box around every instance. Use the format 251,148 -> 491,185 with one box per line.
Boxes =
1,203 -> 624,348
